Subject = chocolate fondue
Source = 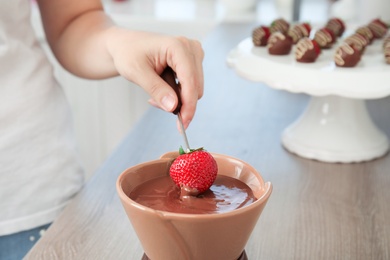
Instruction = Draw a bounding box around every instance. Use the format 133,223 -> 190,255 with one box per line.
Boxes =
129,175 -> 257,214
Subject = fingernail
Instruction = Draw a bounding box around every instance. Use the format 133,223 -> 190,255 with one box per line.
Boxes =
161,94 -> 175,112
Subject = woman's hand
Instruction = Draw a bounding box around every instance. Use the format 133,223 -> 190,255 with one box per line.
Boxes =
106,29 -> 204,129
37,0 -> 204,129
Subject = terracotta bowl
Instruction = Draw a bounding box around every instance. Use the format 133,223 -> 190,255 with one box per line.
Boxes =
116,152 -> 272,260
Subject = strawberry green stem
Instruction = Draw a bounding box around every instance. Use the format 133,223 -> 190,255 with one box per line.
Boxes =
179,146 -> 204,155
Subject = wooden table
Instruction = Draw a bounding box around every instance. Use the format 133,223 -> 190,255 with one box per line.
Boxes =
26,23 -> 390,260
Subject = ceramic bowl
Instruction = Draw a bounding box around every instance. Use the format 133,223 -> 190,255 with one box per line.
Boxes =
116,152 -> 272,260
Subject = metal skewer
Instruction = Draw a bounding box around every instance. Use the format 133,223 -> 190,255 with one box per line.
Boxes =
161,66 -> 191,152
177,112 -> 191,152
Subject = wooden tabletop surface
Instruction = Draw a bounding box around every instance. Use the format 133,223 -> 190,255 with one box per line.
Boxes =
26,23 -> 390,260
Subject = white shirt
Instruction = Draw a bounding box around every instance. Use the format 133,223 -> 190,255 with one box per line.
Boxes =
0,0 -> 85,236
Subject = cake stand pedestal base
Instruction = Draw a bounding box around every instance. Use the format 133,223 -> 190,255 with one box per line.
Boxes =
142,250 -> 248,260
282,95 -> 389,163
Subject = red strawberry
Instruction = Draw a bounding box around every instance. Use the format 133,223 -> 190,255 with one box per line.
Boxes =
252,26 -> 271,46
356,26 -> 374,44
326,18 -> 345,37
335,18 -> 346,34
368,18 -> 388,38
263,26 -> 271,39
270,18 -> 290,34
312,40 -> 321,55
314,28 -> 336,49
295,38 -> 321,63
303,23 -> 311,35
371,18 -> 388,30
169,148 -> 218,196
323,28 -> 336,43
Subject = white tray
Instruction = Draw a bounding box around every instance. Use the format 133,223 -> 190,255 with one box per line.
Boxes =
227,37 -> 390,163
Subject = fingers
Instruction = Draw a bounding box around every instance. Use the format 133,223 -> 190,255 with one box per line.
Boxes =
108,31 -> 204,130
168,37 -> 204,129
136,67 -> 179,113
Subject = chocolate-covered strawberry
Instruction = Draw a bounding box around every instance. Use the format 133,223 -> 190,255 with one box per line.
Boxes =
326,18 -> 345,37
268,32 -> 293,55
169,147 -> 218,196
288,23 -> 311,44
344,33 -> 368,54
334,42 -> 361,67
383,35 -> 390,51
368,18 -> 388,39
314,28 -> 336,49
356,26 -> 374,44
252,26 -> 271,46
384,39 -> 390,64
270,18 -> 290,34
295,38 -> 321,63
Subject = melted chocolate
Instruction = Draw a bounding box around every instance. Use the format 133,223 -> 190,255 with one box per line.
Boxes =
295,38 -> 320,63
268,32 -> 293,55
334,43 -> 361,67
129,175 -> 257,214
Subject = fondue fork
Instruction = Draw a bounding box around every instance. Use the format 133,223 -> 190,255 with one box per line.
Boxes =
161,67 -> 191,152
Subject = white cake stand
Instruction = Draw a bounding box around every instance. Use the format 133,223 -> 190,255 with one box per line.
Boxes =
227,37 -> 390,163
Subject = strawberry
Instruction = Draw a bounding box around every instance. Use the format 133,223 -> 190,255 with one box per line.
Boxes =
270,18 -> 290,34
371,18 -> 388,30
295,38 -> 321,63
314,28 -> 336,49
335,18 -> 346,34
312,40 -> 321,55
356,26 -> 374,44
301,23 -> 312,36
326,18 -> 345,37
169,147 -> 218,196
252,26 -> 271,46
323,28 -> 336,43
368,18 -> 388,38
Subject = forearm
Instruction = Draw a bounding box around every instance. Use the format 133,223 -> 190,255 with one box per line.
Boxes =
37,0 -> 204,127
47,10 -> 119,79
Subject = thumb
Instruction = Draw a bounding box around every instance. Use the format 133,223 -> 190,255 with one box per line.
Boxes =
135,69 -> 179,113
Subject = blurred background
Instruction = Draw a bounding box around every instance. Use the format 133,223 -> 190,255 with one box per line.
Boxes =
30,0 -> 390,178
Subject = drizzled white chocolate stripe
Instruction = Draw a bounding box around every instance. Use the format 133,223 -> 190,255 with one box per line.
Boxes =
383,36 -> 390,50
295,38 -> 314,60
344,34 -> 367,52
270,19 -> 289,34
385,41 -> 390,64
368,22 -> 387,38
356,26 -> 374,41
267,32 -> 286,49
288,24 -> 310,43
252,27 -> 267,46
314,30 -> 332,47
326,20 -> 343,36
334,43 -> 355,66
